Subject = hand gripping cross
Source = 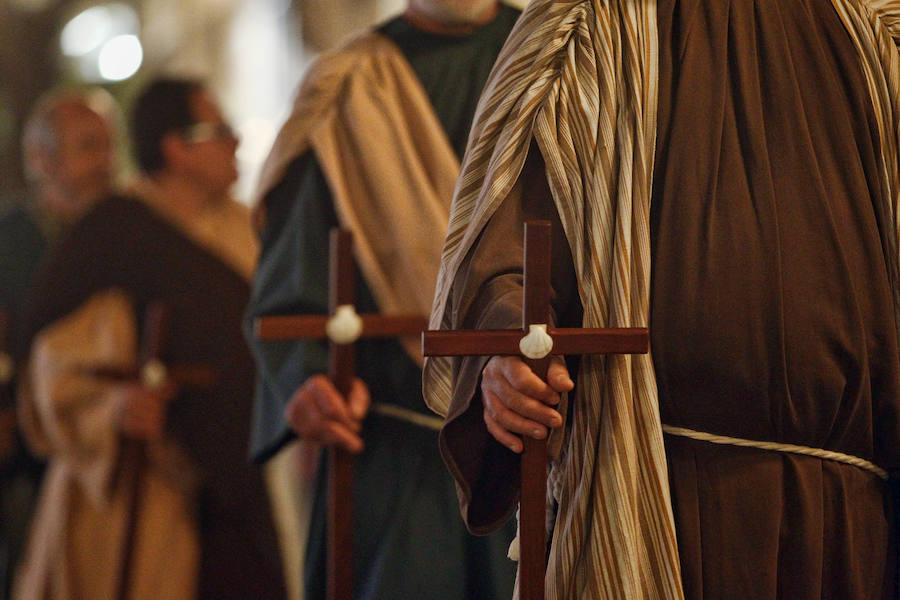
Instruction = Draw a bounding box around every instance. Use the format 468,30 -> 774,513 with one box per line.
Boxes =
254,229 -> 427,600
422,221 -> 649,600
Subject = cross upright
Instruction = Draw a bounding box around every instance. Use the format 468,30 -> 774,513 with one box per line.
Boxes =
254,228 -> 428,600
422,220 -> 650,600
115,301 -> 171,600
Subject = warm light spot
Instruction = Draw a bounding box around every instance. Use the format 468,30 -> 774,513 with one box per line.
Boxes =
98,34 -> 143,81
59,3 -> 142,82
60,6 -> 113,56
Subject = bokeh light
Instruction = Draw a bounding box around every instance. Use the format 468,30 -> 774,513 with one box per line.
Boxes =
98,34 -> 143,81
59,3 -> 142,83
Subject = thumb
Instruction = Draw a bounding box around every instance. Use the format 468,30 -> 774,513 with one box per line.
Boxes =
347,378 -> 371,421
547,356 -> 574,393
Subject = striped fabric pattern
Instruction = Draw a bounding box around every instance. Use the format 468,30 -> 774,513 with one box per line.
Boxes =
829,1 -> 900,344
423,0 -> 900,598
423,1 -> 684,597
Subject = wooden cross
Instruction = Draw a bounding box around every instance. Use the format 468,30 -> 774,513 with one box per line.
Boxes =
85,301 -> 217,600
422,221 -> 649,600
254,228 -> 427,600
115,302 -> 170,600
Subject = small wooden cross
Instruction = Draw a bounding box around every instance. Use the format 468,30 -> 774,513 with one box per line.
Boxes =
115,301 -> 171,600
422,221 -> 649,600
84,301 -> 218,600
254,228 -> 427,600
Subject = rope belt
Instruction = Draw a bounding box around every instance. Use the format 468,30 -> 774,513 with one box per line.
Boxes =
371,402 -> 443,431
662,424 -> 889,481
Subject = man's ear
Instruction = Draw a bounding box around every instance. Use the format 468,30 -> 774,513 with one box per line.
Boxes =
160,131 -> 186,170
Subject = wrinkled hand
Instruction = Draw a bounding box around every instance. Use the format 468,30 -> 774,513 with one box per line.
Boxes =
118,383 -> 175,441
481,355 -> 573,453
284,375 -> 370,453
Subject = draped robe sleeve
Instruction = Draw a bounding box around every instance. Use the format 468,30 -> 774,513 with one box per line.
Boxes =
428,1 -> 900,598
440,147 -> 581,533
245,155 -> 333,463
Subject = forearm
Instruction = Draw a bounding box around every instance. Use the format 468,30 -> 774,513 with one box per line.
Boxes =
440,143 -> 579,532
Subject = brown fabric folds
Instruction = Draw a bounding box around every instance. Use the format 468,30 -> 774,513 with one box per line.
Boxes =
425,0 -> 900,598
423,1 -> 684,598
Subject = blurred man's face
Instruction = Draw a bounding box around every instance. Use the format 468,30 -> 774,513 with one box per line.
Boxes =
408,0 -> 498,24
46,103 -> 114,222
179,89 -> 239,197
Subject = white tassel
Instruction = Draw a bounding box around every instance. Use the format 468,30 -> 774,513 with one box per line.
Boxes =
508,506 -> 521,561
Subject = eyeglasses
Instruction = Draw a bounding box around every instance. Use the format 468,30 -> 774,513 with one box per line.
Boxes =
180,121 -> 237,143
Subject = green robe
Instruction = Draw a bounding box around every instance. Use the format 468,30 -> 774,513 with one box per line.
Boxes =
246,7 -> 521,600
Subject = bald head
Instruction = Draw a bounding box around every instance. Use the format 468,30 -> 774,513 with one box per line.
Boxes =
22,89 -> 116,224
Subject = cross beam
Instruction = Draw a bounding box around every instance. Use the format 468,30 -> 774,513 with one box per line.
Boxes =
422,221 -> 649,600
254,229 -> 427,600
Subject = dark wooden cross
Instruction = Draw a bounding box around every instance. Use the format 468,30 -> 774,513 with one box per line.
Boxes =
422,221 -> 649,600
85,302 -> 217,600
254,228 -> 427,600
115,302 -> 171,600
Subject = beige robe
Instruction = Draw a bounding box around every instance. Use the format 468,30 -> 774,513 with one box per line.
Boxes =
253,32 -> 457,363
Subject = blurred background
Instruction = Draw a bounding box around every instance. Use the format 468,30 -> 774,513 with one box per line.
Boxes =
0,0 -> 526,207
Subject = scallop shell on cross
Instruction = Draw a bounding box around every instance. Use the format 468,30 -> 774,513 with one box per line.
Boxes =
326,305 -> 364,344
519,324 -> 553,359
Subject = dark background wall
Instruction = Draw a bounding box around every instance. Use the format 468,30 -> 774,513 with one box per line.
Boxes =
0,2 -> 59,205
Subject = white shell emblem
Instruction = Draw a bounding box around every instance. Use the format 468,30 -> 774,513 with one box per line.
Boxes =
326,305 -> 363,345
519,324 -> 553,359
141,359 -> 168,389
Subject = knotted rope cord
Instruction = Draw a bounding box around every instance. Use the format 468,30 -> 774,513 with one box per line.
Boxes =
662,425 -> 889,480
